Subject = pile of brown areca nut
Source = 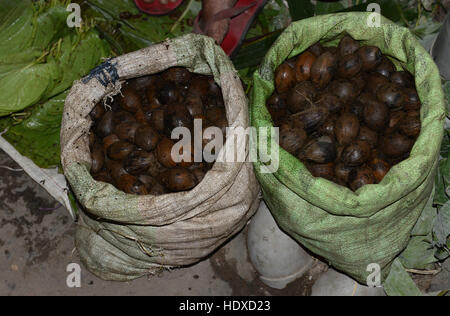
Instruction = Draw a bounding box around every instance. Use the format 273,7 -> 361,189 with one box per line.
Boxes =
268,35 -> 422,191
89,67 -> 227,195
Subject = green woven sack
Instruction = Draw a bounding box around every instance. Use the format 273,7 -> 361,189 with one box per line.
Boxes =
250,12 -> 446,286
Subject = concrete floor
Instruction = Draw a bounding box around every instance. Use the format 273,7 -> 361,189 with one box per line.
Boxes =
0,149 -> 448,296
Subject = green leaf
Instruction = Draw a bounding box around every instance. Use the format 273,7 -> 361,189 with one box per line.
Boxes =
384,258 -> 423,296
435,157 -> 450,206
3,91 -> 68,169
433,201 -> 450,247
287,0 -> 314,21
399,236 -> 437,270
0,0 -> 34,57
400,194 -> 438,270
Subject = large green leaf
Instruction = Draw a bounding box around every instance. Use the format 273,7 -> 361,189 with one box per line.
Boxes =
0,0 -> 34,56
384,258 -> 423,296
435,157 -> 450,206
434,201 -> 450,247
3,91 -> 68,168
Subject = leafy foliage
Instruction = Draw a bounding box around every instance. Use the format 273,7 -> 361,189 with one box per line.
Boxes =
3,92 -> 67,168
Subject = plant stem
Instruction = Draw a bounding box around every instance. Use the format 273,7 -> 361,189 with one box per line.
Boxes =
169,0 -> 195,35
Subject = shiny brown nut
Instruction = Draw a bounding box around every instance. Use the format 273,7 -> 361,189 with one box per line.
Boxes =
357,126 -> 378,149
351,72 -> 367,95
138,175 -> 168,196
162,67 -> 191,84
338,35 -> 360,56
149,181 -> 169,196
90,103 -> 105,121
335,162 -> 354,185
382,133 -> 414,158
279,123 -> 307,155
403,88 -> 421,111
318,115 -> 337,137
156,137 -> 177,168
150,109 -> 165,132
349,166 -> 375,191
159,82 -> 180,105
92,171 -> 114,185
96,111 -> 114,138
377,84 -> 405,110
185,95 -> 204,117
363,100 -> 389,131
143,152 -> 164,178
308,42 -> 325,57
134,125 -> 160,151
375,57 -> 396,78
330,80 -> 358,103
119,86 -> 142,113
189,76 -> 210,97
390,71 -> 414,88
337,54 -> 362,79
105,159 -> 128,182
124,150 -> 156,175
129,75 -> 158,92
107,141 -> 135,161
267,93 -> 288,123
113,111 -> 136,126
400,117 -> 421,138
341,141 -> 371,167
117,174 -> 148,195
299,136 -> 337,164
90,141 -> 104,174
311,52 -> 337,88
275,62 -> 296,94
287,81 -> 317,113
369,158 -> 391,183
385,111 -> 405,136
102,134 -> 120,152
135,109 -> 148,125
161,167 -> 198,192
306,162 -> 335,181
191,167 -> 207,184
294,106 -> 329,132
348,102 -> 365,120
115,122 -> 139,143
164,104 -> 194,134
365,73 -> 389,94
357,46 -> 383,71
406,110 -> 420,119
335,113 -> 360,146
295,51 -> 317,81
316,93 -> 343,114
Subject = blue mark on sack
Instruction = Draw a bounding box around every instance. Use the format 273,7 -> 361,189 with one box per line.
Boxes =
82,59 -> 119,87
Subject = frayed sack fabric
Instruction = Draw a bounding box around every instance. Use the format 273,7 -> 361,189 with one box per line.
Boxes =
250,13 -> 446,285
61,34 -> 260,281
